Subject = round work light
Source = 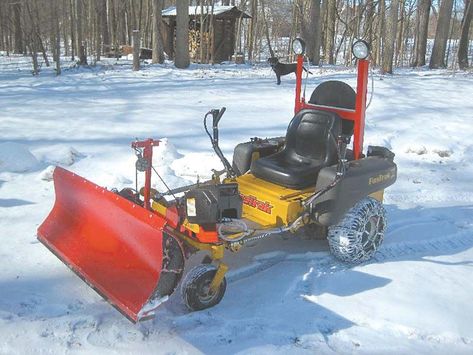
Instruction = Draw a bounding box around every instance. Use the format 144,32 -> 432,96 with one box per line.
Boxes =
352,40 -> 370,60
292,38 -> 306,55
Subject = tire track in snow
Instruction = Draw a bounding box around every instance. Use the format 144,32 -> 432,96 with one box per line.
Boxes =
375,229 -> 473,262
227,223 -> 473,284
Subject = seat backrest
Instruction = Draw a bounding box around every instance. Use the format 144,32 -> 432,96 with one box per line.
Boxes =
285,109 -> 341,165
308,80 -> 356,136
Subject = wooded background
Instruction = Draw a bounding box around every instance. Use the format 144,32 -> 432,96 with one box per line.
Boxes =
0,0 -> 472,75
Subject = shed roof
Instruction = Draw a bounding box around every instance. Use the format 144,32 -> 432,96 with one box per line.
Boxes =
162,6 -> 251,19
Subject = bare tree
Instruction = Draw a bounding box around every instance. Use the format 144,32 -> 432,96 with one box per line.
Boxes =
69,0 -> 75,60
375,0 -> 387,66
412,0 -> 431,66
52,0 -> 61,75
152,0 -> 165,64
383,0 -> 399,73
24,1 -> 39,74
458,0 -> 473,69
364,0 -> 375,46
430,0 -> 454,68
2,0 -> 465,73
12,0 -> 23,54
247,0 -> 258,61
76,0 -> 87,65
133,29 -> 140,70
260,0 -> 275,57
175,0 -> 190,68
208,1 -> 216,63
98,0 -> 109,52
302,0 -> 322,65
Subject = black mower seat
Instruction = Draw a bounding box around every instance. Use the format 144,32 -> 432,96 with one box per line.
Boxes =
309,80 -> 356,136
251,109 -> 342,189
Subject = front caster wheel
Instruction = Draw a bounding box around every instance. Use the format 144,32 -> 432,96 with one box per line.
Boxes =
181,264 -> 227,311
327,197 -> 387,264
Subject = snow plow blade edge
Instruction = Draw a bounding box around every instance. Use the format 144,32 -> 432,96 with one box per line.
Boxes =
37,167 -> 166,322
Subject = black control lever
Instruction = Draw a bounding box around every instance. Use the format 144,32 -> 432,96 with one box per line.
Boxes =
211,107 -> 226,143
214,107 -> 226,126
204,107 -> 236,178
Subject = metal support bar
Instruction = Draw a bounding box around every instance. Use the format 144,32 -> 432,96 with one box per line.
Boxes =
353,59 -> 369,159
209,262 -> 228,293
294,54 -> 304,114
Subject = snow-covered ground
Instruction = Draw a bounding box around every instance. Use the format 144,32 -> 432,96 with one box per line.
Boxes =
1,56 -> 473,354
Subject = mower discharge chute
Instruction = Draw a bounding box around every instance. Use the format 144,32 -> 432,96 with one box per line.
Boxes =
38,38 -> 397,321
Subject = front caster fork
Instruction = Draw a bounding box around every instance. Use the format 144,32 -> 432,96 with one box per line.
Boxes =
209,262 -> 229,293
201,252 -> 229,294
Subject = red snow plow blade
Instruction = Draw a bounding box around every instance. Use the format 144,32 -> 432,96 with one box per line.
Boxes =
37,167 -> 167,322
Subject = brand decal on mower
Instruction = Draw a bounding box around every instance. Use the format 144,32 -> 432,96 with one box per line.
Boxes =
240,194 -> 273,214
368,169 -> 396,185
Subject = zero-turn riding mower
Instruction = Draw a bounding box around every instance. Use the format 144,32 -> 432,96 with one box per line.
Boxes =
38,39 -> 397,322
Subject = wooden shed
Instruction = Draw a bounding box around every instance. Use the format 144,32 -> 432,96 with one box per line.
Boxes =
162,6 -> 250,63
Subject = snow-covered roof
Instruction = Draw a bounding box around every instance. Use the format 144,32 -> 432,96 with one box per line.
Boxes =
162,5 -> 250,19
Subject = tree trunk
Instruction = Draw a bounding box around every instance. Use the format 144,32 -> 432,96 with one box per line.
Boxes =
70,0 -> 75,60
0,3 -> 5,53
412,0 -> 431,66
138,0 -> 143,31
30,44 -> 39,75
24,2 -> 39,74
133,29 -> 140,70
260,0 -> 274,58
325,0 -> 336,64
302,0 -> 322,65
95,3 -> 102,63
53,0 -> 62,75
76,0 -> 82,56
382,0 -> 399,73
458,0 -> 473,69
288,0 -> 297,60
395,0 -> 405,66
247,0 -> 257,61
376,0 -> 386,66
122,3 -> 129,44
445,2 -> 457,67
429,0 -> 454,68
320,0 -> 327,58
152,0 -> 165,63
12,1 -> 23,54
76,0 -> 88,64
364,0 -> 375,46
175,0 -> 190,68
99,0 -> 110,49
209,1 -> 216,64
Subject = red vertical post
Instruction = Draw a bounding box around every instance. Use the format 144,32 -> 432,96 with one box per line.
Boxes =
132,139 -> 160,210
294,54 -> 304,114
353,59 -> 369,159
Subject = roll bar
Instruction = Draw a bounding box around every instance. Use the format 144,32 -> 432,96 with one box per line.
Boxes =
294,56 -> 369,160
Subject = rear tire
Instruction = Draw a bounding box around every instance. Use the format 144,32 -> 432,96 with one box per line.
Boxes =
327,197 -> 386,264
181,264 -> 226,312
